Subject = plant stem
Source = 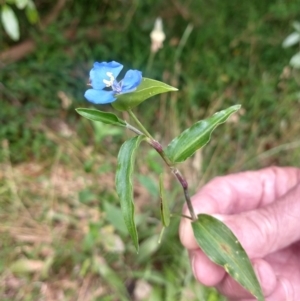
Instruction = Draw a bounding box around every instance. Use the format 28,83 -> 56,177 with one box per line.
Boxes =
145,51 -> 155,75
125,110 -> 197,221
171,168 -> 197,221
127,109 -> 154,140
146,138 -> 197,221
125,122 -> 144,136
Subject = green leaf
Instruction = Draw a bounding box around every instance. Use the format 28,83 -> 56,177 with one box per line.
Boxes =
165,105 -> 241,163
192,214 -> 264,301
112,78 -> 178,111
76,108 -> 126,126
1,5 -> 20,41
159,174 -> 170,227
25,0 -> 39,24
115,135 -> 144,252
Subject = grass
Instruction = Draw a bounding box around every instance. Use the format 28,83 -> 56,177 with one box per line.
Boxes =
1,0 -> 300,300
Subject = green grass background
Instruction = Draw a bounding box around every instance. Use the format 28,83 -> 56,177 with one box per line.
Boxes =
0,0 -> 300,300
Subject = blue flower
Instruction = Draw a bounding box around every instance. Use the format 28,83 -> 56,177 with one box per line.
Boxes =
84,61 -> 142,104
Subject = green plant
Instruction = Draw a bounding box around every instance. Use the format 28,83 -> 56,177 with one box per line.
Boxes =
76,60 -> 264,301
1,1 -> 299,300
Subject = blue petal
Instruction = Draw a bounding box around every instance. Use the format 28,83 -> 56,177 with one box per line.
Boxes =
84,89 -> 116,104
121,70 -> 142,93
89,61 -> 123,90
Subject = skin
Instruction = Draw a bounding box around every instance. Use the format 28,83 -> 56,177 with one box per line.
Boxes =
179,166 -> 300,301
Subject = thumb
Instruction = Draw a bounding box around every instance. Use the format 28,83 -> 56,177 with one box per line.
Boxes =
216,183 -> 300,258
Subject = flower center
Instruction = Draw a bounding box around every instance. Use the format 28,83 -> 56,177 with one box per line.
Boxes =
103,72 -> 122,94
112,80 -> 122,94
103,72 -> 115,87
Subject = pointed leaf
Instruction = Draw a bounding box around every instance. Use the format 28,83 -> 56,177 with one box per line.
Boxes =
1,5 -> 20,41
282,32 -> 300,48
165,105 -> 241,163
112,78 -> 178,111
76,108 -> 126,126
115,136 -> 144,252
192,214 -> 264,301
159,174 -> 170,227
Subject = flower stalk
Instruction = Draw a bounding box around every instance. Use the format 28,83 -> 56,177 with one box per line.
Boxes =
152,141 -> 197,221
127,110 -> 197,221
127,109 -> 154,140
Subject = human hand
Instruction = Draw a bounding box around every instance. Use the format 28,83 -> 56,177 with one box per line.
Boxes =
180,167 -> 300,300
